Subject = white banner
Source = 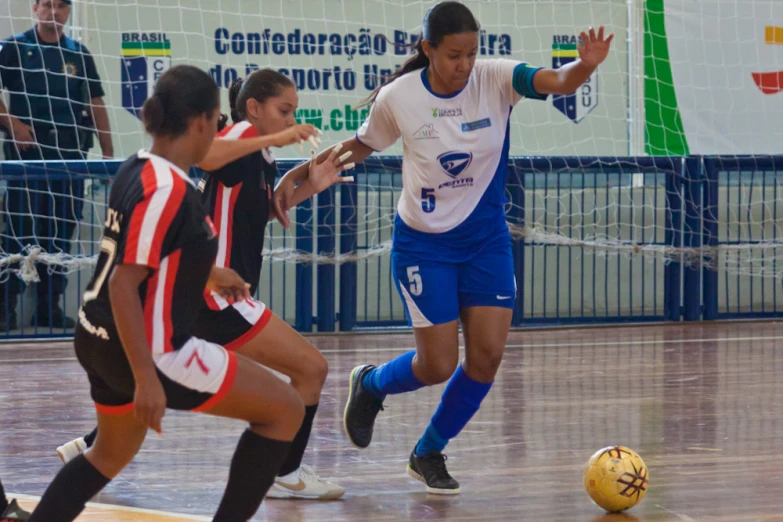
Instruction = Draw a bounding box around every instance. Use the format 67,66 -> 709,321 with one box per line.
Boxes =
74,0 -> 629,158
665,0 -> 783,154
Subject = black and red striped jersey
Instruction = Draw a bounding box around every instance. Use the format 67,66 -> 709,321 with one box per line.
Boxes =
81,150 -> 218,354
198,121 -> 276,309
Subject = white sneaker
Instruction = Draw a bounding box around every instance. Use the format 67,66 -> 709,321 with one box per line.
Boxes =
56,436 -> 87,464
266,464 -> 345,500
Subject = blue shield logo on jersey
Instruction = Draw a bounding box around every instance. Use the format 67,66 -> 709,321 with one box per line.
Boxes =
438,151 -> 473,178
552,35 -> 598,123
121,34 -> 172,118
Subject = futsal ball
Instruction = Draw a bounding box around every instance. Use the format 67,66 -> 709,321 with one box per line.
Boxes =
583,446 -> 649,513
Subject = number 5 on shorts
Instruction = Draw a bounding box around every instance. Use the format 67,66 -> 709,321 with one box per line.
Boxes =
407,266 -> 422,296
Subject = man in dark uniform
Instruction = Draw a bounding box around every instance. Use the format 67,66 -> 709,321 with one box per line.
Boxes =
0,0 -> 113,331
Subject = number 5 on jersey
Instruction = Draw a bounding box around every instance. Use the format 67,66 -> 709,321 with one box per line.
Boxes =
421,188 -> 436,213
407,266 -> 423,297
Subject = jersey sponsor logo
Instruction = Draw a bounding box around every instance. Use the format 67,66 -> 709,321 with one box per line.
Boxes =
461,118 -> 492,132
78,308 -> 110,341
552,35 -> 598,123
121,33 -> 172,118
413,124 -> 439,140
432,107 -> 462,118
437,151 -> 473,178
438,178 -> 473,190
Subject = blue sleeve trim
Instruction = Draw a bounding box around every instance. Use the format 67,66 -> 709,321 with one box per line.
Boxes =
512,63 -> 548,101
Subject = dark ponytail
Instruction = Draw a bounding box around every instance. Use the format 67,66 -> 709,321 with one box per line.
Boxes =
217,69 -> 294,131
357,1 -> 479,108
141,65 -> 220,138
217,77 -> 245,131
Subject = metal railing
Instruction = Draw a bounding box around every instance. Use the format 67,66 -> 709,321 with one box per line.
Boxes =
1,155 -> 781,339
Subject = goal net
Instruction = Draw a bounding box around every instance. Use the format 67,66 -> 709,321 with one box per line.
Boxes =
1,0 -> 782,326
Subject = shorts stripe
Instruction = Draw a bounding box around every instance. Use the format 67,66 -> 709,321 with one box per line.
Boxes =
233,298 -> 265,325
95,402 -> 134,416
399,283 -> 434,328
224,306 -> 273,351
192,352 -> 238,412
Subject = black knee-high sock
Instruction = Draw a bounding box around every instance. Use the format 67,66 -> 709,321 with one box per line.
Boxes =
0,477 -> 8,512
84,427 -> 98,448
28,454 -> 110,522
278,403 -> 318,477
212,429 -> 292,522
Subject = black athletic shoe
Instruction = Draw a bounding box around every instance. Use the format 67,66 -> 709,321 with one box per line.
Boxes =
0,311 -> 17,333
1,499 -> 31,521
32,303 -> 75,329
343,364 -> 384,448
407,449 -> 460,495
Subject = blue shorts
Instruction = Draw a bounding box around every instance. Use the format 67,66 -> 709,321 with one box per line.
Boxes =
391,241 -> 516,328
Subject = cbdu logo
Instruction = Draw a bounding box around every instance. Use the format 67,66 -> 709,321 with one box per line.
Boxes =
552,35 -> 598,123
438,151 -> 473,178
121,33 -> 172,118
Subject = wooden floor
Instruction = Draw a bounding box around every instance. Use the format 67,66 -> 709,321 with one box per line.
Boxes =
2,322 -> 783,521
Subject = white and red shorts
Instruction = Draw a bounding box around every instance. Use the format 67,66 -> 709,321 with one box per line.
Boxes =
191,297 -> 273,351
75,321 -> 237,414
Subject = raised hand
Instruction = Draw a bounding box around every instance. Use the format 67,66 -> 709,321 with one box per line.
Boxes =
578,26 -> 614,68
308,142 -> 355,194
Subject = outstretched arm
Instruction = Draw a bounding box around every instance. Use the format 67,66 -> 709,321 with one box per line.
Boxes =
533,26 -> 614,95
198,124 -> 320,172
272,137 -> 374,227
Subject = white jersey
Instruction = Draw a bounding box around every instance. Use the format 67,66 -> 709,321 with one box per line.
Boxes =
357,58 -> 546,255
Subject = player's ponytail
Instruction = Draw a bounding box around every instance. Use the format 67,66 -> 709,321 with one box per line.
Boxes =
218,77 -> 245,131
218,69 -> 294,131
357,1 -> 479,108
142,65 -> 220,138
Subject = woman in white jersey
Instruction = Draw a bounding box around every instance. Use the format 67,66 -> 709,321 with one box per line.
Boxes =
275,1 -> 613,494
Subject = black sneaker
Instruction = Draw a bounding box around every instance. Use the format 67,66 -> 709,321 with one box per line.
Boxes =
32,303 -> 75,329
1,499 -> 31,521
343,364 -> 384,448
407,449 -> 460,495
0,311 -> 17,333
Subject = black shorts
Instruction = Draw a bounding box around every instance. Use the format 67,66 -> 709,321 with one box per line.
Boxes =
191,298 -> 272,350
74,313 -> 237,415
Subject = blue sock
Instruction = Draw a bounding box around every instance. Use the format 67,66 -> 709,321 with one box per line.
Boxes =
362,351 -> 425,399
415,365 -> 493,457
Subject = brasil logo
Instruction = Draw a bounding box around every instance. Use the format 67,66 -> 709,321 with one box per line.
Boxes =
121,33 -> 172,117
752,26 -> 783,94
552,35 -> 598,123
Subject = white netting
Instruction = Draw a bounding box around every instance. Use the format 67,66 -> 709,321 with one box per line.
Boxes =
1,0 -> 783,319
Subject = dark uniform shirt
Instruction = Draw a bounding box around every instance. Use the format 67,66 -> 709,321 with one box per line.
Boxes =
198,121 -> 276,303
81,151 -> 218,354
0,27 -> 104,157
